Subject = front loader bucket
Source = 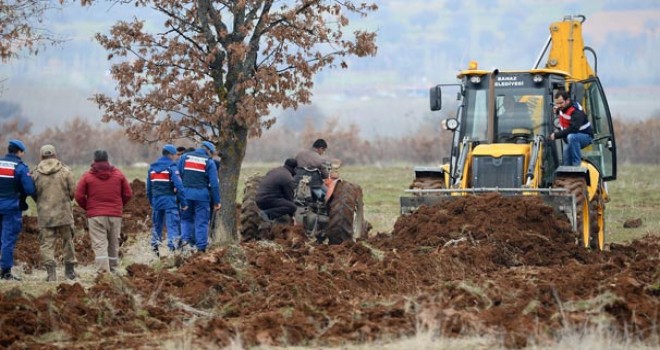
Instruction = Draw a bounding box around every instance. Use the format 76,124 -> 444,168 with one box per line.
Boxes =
400,188 -> 577,231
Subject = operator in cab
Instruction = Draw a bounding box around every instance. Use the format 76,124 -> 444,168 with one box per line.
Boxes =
549,91 -> 593,166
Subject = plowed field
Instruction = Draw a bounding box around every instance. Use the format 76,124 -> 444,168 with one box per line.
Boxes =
4,183 -> 659,349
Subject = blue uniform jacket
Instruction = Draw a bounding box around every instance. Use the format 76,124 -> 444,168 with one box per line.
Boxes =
177,149 -> 220,205
0,154 -> 36,213
146,157 -> 187,210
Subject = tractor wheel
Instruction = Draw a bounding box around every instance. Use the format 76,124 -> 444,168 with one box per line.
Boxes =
239,175 -> 264,241
410,177 -> 445,192
326,181 -> 366,244
553,177 -> 590,248
589,182 -> 606,251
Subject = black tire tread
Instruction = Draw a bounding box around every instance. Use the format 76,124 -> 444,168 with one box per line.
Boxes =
239,175 -> 264,241
326,181 -> 365,244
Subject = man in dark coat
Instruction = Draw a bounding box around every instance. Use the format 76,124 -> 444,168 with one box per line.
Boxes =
256,158 -> 298,222
0,139 -> 35,280
177,141 -> 220,252
147,144 -> 187,257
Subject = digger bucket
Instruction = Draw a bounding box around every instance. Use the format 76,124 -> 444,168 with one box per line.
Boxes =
400,188 -> 577,231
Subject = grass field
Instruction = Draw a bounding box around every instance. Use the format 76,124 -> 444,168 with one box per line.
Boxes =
64,162 -> 659,244
235,163 -> 660,243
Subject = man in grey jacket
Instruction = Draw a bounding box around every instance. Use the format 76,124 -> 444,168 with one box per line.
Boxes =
32,145 -> 77,281
294,139 -> 329,200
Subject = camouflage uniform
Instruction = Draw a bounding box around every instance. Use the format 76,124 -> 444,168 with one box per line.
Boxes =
32,155 -> 77,279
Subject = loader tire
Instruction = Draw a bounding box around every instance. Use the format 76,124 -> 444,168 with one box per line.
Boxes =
553,177 -> 590,248
326,181 -> 366,244
239,175 -> 264,241
410,177 -> 445,193
589,182 -> 606,251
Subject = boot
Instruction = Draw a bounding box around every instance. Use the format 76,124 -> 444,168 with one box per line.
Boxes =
65,263 -> 77,280
1,269 -> 21,281
274,214 -> 293,225
109,259 -> 118,274
46,263 -> 57,282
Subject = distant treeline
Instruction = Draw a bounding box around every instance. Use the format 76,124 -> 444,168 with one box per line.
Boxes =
0,117 -> 163,166
1,115 -> 659,166
245,116 -> 660,166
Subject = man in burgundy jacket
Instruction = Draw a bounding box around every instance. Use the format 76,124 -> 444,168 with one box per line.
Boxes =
75,150 -> 132,273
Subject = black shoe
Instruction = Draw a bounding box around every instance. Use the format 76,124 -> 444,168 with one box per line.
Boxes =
274,214 -> 293,224
152,247 -> 160,258
2,271 -> 21,281
65,263 -> 77,280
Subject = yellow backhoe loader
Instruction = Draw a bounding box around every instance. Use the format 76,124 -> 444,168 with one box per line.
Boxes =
401,15 -> 617,250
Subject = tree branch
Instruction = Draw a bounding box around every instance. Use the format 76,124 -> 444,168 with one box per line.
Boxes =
275,51 -> 341,74
259,0 -> 320,37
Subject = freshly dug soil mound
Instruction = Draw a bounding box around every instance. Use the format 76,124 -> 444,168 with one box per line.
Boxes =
4,194 -> 659,349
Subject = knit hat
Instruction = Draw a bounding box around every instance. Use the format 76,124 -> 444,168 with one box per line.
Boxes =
284,158 -> 298,175
8,139 -> 26,152
94,150 -> 109,162
201,141 -> 216,153
284,158 -> 298,169
40,144 -> 56,157
163,144 -> 177,155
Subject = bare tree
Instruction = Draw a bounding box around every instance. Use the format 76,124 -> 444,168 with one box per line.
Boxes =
92,0 -> 378,241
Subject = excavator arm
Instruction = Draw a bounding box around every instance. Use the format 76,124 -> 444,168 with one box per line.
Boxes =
542,15 -> 596,80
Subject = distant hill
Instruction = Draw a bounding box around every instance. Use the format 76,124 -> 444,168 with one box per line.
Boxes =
0,0 -> 658,137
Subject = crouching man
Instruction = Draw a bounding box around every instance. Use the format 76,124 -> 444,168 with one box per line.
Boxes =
256,158 -> 298,224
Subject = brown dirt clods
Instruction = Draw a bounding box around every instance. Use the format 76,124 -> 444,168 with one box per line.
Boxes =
5,189 -> 660,349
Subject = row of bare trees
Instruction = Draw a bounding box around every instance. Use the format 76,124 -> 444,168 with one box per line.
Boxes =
1,115 -> 658,167
0,117 -> 163,166
246,116 -> 660,165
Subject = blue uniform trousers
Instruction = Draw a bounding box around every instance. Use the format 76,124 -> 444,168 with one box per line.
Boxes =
151,208 -> 181,250
0,211 -> 22,271
181,200 -> 210,251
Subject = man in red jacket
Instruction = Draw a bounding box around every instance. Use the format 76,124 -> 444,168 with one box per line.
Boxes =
75,150 -> 132,273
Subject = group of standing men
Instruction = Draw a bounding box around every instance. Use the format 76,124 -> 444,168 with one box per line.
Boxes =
0,137 -> 221,282
147,142 -> 220,257
0,140 -> 133,281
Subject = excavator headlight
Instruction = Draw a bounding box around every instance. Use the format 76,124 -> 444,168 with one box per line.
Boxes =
469,76 -> 481,84
532,74 -> 544,83
442,118 -> 459,131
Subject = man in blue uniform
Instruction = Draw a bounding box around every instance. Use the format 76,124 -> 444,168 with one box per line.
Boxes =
177,141 -> 220,252
0,139 -> 36,280
147,144 -> 187,258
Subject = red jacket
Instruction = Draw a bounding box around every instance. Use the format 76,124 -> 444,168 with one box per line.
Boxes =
75,161 -> 133,217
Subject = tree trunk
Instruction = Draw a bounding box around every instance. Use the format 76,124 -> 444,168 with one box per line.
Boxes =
214,126 -> 248,245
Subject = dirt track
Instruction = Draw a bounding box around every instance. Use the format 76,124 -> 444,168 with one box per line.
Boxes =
5,188 -> 660,348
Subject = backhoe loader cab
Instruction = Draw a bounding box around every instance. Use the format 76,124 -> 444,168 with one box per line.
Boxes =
402,15 -> 617,251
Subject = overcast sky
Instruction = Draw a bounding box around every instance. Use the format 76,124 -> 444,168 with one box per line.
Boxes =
1,0 -> 658,138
